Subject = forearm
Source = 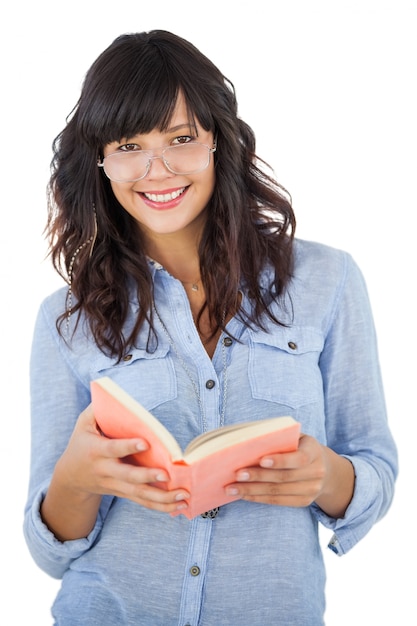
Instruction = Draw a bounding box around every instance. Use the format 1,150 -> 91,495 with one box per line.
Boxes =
40,457 -> 102,542
314,446 -> 355,519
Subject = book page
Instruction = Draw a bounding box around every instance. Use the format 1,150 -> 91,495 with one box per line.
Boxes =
183,416 -> 298,461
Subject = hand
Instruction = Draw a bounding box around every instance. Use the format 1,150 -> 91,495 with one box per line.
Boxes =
58,404 -> 190,513
59,406 -> 189,512
225,434 -> 354,518
41,405 -> 190,541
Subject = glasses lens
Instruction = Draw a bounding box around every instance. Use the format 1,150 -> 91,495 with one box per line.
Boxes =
103,152 -> 150,182
164,143 -> 210,174
102,143 -> 213,182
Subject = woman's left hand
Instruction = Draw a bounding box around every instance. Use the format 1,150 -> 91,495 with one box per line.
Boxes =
226,434 -> 355,518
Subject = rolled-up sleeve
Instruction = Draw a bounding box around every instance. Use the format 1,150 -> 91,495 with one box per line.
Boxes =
23,295 -> 114,578
311,252 -> 398,555
24,482 -> 114,578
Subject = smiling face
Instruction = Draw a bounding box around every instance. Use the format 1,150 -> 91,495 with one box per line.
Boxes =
102,93 -> 216,250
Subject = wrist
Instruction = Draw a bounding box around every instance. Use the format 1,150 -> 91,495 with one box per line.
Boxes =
314,447 -> 355,519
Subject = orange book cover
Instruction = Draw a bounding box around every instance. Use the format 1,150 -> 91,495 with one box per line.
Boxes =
90,376 -> 301,519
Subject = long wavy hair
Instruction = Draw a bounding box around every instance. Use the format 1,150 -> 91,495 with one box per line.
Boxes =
47,30 -> 296,360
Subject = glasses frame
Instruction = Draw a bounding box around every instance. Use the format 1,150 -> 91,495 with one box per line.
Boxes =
97,141 -> 216,183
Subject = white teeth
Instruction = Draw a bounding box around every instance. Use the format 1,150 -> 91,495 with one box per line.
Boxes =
144,187 -> 185,203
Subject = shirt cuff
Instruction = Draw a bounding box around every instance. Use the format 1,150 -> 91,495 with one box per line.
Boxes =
23,484 -> 114,578
311,455 -> 388,556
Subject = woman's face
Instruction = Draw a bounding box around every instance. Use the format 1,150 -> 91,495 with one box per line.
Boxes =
102,93 -> 216,247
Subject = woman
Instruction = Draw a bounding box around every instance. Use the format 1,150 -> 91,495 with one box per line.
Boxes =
24,30 -> 397,625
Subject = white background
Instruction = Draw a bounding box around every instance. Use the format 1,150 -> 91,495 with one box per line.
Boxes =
1,1 -> 415,623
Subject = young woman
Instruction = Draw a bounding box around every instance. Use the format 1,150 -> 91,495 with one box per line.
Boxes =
24,30 -> 397,625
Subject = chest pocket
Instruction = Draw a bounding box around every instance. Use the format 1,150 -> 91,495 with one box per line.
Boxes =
91,341 -> 177,411
248,325 -> 324,410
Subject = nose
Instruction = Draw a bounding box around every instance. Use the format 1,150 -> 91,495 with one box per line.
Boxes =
145,154 -> 175,180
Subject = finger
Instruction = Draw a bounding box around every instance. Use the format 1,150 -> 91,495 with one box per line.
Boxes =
78,403 -> 100,431
93,457 -> 190,509
242,493 -> 317,508
257,434 -> 313,470
96,456 -> 190,498
235,466 -> 301,484
108,477 -> 191,514
134,483 -> 190,506
226,478 -> 323,503
98,434 -> 151,461
235,461 -> 325,489
226,480 -> 300,497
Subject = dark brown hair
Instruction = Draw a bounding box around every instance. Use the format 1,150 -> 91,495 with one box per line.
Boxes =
47,30 -> 296,360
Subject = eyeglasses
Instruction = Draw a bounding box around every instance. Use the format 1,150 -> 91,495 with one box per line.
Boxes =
97,141 -> 216,183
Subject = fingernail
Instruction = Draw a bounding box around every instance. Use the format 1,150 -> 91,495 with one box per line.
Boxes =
260,458 -> 274,467
237,471 -> 250,481
135,441 -> 148,451
176,502 -> 188,510
175,492 -> 190,501
226,486 -> 239,495
155,473 -> 167,482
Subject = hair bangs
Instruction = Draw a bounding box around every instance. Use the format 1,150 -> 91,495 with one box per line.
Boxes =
78,69 -> 182,150
76,32 -> 217,151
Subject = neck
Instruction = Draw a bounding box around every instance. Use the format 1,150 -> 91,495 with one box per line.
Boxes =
142,211 -> 207,280
145,238 -> 201,285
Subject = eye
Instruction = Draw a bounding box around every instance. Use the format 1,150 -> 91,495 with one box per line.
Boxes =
119,143 -> 141,152
172,135 -> 194,145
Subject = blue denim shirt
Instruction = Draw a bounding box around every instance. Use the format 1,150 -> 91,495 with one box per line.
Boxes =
24,239 -> 397,626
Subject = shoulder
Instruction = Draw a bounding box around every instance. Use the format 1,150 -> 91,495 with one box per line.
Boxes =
36,286 -> 68,328
275,238 -> 370,329
293,238 -> 353,274
31,286 -> 106,385
31,286 -> 80,356
33,285 -> 92,349
291,238 -> 363,291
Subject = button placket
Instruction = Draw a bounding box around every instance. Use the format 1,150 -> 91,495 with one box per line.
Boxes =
178,519 -> 214,626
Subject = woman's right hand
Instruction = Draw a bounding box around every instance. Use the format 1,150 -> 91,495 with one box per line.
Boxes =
40,404 -> 190,541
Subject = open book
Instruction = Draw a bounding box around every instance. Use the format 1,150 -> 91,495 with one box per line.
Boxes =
91,376 -> 301,519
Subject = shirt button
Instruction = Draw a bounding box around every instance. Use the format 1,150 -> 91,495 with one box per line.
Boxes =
288,341 -> 297,350
205,379 -> 215,389
189,565 -> 201,576
122,354 -> 133,361
223,337 -> 233,347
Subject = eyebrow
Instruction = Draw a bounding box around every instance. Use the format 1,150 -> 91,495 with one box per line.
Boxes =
166,123 -> 194,133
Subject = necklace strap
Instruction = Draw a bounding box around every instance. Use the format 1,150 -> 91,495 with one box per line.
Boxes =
180,278 -> 201,292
